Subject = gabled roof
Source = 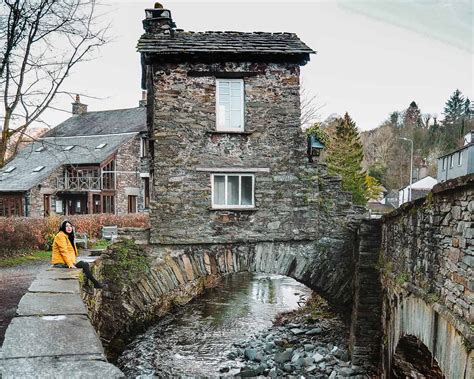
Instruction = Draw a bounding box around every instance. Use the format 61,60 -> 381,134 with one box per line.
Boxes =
43,107 -> 146,138
399,176 -> 438,191
138,31 -> 315,63
0,134 -> 137,191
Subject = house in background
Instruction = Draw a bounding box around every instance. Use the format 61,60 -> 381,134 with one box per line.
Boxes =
398,175 -> 437,206
0,96 -> 150,217
437,131 -> 474,183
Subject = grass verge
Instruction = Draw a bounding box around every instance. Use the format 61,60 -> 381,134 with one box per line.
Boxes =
0,250 -> 51,267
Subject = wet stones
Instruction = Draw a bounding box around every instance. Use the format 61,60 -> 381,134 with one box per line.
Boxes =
224,320 -> 366,378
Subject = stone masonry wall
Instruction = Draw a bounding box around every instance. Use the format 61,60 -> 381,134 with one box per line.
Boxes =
149,61 -> 359,245
380,174 -> 474,378
115,136 -> 143,215
28,166 -> 64,217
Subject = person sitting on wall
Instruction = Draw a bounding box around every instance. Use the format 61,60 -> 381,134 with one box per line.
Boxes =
52,220 -> 103,289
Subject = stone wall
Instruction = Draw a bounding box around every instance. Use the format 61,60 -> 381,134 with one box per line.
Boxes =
28,166 -> 64,217
115,136 -> 143,214
149,61 -> 359,245
85,234 -> 361,359
380,174 -> 474,378
349,219 -> 382,373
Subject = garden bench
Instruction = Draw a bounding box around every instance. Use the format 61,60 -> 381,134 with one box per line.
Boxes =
75,232 -> 88,249
102,225 -> 118,243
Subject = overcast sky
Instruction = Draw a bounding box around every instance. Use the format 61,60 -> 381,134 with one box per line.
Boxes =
45,0 -> 473,131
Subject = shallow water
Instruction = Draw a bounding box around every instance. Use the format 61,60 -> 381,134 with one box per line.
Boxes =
118,272 -> 312,377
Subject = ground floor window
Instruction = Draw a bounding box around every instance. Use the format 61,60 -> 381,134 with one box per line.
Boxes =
102,194 -> 115,214
143,177 -> 150,209
0,194 -> 23,216
211,173 -> 254,209
128,195 -> 137,213
43,195 -> 50,217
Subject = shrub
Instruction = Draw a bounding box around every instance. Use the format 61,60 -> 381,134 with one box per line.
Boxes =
0,213 -> 150,256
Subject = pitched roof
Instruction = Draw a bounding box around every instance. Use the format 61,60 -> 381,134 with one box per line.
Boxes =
43,107 -> 146,138
0,134 -> 137,191
138,31 -> 315,61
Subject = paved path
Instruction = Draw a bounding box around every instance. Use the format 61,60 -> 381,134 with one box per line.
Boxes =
0,256 -> 123,378
0,261 -> 49,346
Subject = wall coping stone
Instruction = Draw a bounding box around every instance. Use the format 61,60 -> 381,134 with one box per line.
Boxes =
382,173 -> 474,221
0,256 -> 123,378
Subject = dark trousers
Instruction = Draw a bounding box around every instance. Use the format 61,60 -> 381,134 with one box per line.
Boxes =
53,261 -> 99,285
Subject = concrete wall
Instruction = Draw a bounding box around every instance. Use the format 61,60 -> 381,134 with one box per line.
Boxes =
380,173 -> 474,378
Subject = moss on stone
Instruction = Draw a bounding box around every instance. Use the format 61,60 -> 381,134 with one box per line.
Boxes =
102,239 -> 150,284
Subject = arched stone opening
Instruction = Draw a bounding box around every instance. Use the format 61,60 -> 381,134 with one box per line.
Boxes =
392,334 -> 443,378
83,239 -> 357,360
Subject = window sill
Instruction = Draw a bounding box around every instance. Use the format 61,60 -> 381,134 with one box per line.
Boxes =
207,131 -> 253,135
209,207 -> 257,212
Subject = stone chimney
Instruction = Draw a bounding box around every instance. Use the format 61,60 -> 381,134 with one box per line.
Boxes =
139,90 -> 147,107
72,94 -> 87,115
143,2 -> 176,34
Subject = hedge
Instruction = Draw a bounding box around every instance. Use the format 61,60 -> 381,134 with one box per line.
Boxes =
0,213 -> 150,257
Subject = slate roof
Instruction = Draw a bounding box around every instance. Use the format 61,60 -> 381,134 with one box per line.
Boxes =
0,134 -> 137,191
43,107 -> 146,138
137,31 -> 315,59
0,107 -> 146,192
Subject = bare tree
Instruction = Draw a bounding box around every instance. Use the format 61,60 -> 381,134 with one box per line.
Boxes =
0,0 -> 108,166
300,85 -> 325,129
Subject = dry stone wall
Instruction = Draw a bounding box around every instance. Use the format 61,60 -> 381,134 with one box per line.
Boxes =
380,174 -> 474,378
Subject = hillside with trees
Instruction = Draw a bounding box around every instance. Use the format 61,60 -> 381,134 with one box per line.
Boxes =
359,89 -> 473,191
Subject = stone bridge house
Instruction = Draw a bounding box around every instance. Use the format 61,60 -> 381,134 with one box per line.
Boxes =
0,97 -> 151,217
81,4 -> 472,378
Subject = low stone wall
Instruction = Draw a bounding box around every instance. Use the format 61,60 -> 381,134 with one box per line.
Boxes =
0,256 -> 122,377
380,173 -> 474,378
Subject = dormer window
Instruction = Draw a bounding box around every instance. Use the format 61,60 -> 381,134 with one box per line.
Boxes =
216,79 -> 244,132
95,143 -> 107,149
33,166 -> 45,172
63,145 -> 75,151
4,166 -> 16,173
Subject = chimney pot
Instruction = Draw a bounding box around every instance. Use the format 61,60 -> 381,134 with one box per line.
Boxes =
143,4 -> 176,33
72,94 -> 87,115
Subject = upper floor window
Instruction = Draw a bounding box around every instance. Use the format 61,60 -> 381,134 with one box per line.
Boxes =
442,157 -> 446,171
449,154 -> 454,168
211,173 -> 254,209
216,79 -> 244,132
458,151 -> 463,166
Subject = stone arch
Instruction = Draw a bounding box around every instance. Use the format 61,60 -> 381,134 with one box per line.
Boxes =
86,238 -> 357,358
383,292 -> 472,379
392,334 -> 443,378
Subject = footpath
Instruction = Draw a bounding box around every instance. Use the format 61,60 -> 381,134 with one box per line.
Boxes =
0,254 -> 123,378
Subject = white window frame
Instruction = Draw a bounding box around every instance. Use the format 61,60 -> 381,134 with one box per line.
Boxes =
449,154 -> 454,168
442,157 -> 446,171
211,173 -> 255,209
215,78 -> 245,132
458,151 -> 462,166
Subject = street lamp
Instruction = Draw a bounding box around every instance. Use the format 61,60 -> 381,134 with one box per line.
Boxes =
399,137 -> 413,202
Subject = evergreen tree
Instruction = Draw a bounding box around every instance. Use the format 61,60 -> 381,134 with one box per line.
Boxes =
326,113 -> 367,205
443,89 -> 465,125
463,98 -> 472,120
403,101 -> 422,128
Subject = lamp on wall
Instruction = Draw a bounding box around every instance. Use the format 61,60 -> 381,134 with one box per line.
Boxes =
307,135 -> 325,162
